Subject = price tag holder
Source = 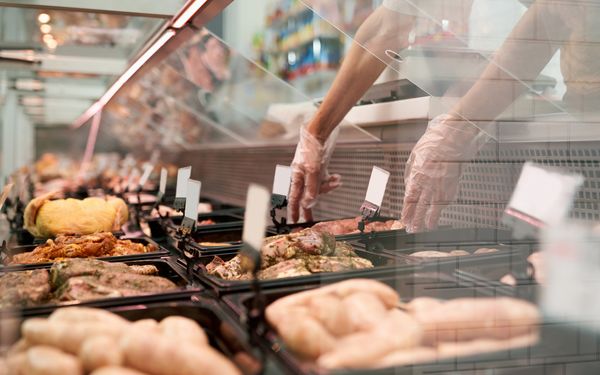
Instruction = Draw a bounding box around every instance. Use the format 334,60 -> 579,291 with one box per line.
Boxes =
173,166 -> 191,211
241,184 -> 270,273
502,162 -> 584,239
0,183 -> 14,210
180,179 -> 201,235
138,163 -> 154,190
271,165 -> 292,208
541,222 -> 600,326
360,166 -> 390,221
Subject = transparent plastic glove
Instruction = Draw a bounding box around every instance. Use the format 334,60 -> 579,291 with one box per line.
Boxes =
289,126 -> 341,223
401,115 -> 490,233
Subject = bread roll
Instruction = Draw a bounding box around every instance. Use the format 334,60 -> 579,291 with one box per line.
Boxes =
24,346 -> 83,375
79,336 -> 124,372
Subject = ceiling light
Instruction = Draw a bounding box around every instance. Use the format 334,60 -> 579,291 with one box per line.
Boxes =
46,39 -> 58,50
172,0 -> 208,28
42,34 -> 54,43
38,13 -> 50,24
72,30 -> 176,128
40,24 -> 52,34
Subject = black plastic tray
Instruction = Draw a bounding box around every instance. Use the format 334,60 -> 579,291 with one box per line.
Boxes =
1,236 -> 168,270
223,275 -> 600,375
367,241 -> 533,281
360,227 -> 538,249
184,244 -> 419,295
0,299 -> 277,375
266,216 -> 404,242
147,209 -> 245,240
0,258 -> 201,318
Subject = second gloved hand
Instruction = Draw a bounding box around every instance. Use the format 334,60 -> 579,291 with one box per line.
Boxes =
401,115 -> 490,233
288,126 -> 341,223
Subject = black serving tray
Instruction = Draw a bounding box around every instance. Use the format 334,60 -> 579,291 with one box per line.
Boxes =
359,227 -> 538,249
223,274 -> 600,375
366,241 -> 533,281
148,209 -> 245,241
0,258 -> 201,318
0,299 -> 279,375
183,244 -> 419,295
266,216 -> 405,242
1,236 -> 168,270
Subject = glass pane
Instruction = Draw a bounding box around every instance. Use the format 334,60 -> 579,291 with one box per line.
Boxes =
103,20 -> 378,149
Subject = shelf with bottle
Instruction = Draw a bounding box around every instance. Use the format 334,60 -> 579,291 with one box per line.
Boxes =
265,0 -> 311,29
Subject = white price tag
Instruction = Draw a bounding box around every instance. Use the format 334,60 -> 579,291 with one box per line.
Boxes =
243,184 -> 270,251
127,168 -> 141,191
542,223 -> 600,325
0,183 -> 14,209
184,179 -> 201,222
272,165 -> 292,197
505,162 -> 584,228
175,166 -> 192,198
159,168 -> 168,195
365,166 -> 390,207
138,163 -> 154,189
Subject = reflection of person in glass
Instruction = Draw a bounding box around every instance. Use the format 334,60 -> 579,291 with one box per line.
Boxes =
288,0 -> 600,232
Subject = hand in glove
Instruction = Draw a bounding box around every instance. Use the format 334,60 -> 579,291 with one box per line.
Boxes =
288,126 -> 341,223
401,115 -> 490,233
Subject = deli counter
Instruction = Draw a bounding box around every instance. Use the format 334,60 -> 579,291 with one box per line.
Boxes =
1,0 -> 600,374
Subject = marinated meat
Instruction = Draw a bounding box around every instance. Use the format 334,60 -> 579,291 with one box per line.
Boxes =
54,273 -> 177,302
0,269 -> 51,308
311,217 -> 403,236
258,259 -> 311,280
304,256 -> 373,273
10,233 -> 158,265
206,231 -> 373,281
0,259 -> 176,309
261,229 -> 336,267
206,256 -> 242,280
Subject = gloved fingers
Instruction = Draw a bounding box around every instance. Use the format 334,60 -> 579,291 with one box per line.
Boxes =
425,202 -> 444,230
302,206 -> 314,223
400,173 -> 424,230
288,170 -> 305,223
410,184 -> 433,233
319,173 -> 342,194
300,167 -> 321,210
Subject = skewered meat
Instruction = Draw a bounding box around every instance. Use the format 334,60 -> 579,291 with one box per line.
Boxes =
24,192 -> 128,238
266,279 -> 540,370
0,269 -> 51,308
10,233 -> 157,265
206,231 -> 373,281
311,217 -> 403,236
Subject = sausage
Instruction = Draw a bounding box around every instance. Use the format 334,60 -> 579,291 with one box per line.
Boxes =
91,367 -> 149,375
24,346 -> 83,375
158,316 -> 208,347
308,294 -> 353,337
120,330 -> 241,375
317,309 -> 422,369
275,312 -> 336,360
411,297 -> 540,344
22,319 -> 124,354
342,292 -> 388,332
49,307 -> 129,328
79,336 -> 124,372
